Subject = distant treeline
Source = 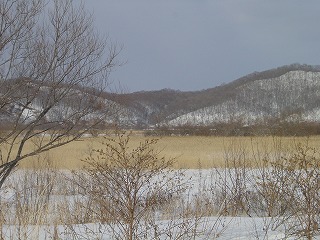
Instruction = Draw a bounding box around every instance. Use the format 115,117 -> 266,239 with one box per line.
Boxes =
144,122 -> 320,137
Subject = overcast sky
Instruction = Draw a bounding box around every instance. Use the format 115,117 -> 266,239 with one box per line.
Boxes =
85,0 -> 320,92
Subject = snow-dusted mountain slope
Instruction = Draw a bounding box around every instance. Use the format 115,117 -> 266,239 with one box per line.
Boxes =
104,64 -> 320,127
3,64 -> 320,128
169,70 -> 320,126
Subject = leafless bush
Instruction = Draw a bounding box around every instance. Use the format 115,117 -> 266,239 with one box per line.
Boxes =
213,137 -> 253,217
254,143 -> 320,239
213,136 -> 320,239
68,131 -> 223,240
76,131 -> 184,239
0,156 -> 60,239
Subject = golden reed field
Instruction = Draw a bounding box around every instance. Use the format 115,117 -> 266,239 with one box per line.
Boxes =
17,134 -> 320,169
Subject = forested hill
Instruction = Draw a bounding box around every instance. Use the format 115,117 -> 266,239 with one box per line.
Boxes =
2,63 -> 320,130
111,63 -> 320,127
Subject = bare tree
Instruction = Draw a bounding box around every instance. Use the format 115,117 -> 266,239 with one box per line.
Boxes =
0,0 -> 119,187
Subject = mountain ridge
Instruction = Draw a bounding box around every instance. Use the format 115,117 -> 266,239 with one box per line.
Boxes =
2,63 -> 320,130
112,63 -> 320,127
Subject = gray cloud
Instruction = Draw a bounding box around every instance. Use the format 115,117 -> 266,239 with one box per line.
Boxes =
86,0 -> 320,92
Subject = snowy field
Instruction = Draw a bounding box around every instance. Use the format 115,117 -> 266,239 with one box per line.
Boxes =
0,217 -> 295,240
0,167 -> 318,240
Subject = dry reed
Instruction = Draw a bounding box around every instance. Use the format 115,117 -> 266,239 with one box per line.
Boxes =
16,135 -> 320,169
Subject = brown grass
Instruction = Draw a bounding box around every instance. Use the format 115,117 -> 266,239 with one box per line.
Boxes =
17,135 -> 320,169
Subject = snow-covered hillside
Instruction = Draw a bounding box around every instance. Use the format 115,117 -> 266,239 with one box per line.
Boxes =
169,70 -> 320,126
3,64 -> 320,128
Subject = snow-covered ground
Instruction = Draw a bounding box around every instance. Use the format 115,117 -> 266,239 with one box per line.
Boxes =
0,168 -> 319,239
0,216 -> 295,240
